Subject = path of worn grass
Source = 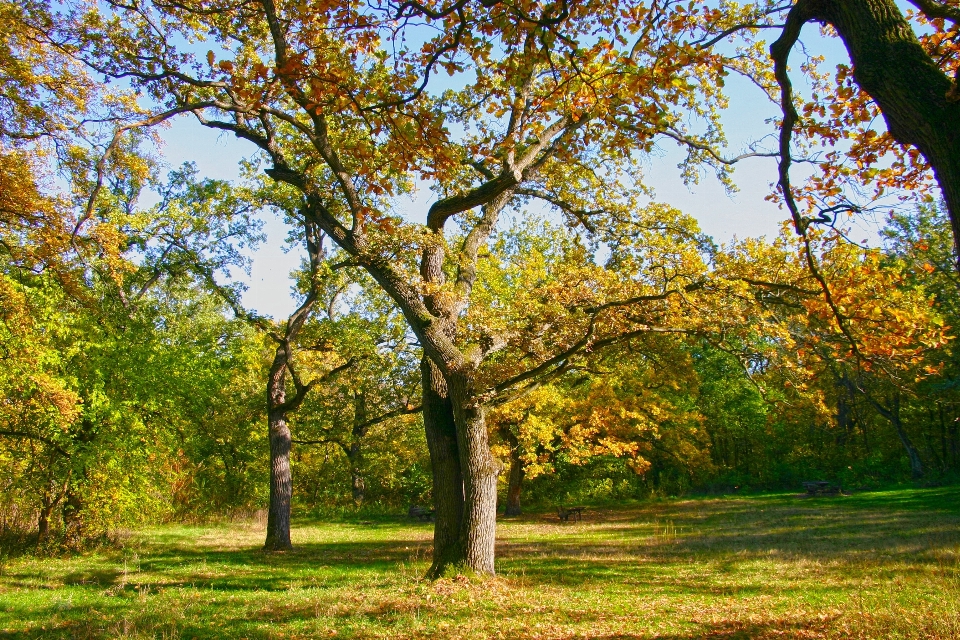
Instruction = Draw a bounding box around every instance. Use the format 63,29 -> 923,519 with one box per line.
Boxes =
1,488 -> 958,638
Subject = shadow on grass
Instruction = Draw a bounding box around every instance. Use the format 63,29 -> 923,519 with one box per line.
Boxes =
495,487 -> 960,587
4,535 -> 433,592
2,487 -> 958,639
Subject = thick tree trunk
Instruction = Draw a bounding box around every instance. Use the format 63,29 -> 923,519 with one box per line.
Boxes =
265,348 -> 293,551
37,503 -> 53,541
350,392 -> 368,504
421,357 -> 466,577
504,449 -> 524,517
449,372 -> 500,576
788,0 -> 960,267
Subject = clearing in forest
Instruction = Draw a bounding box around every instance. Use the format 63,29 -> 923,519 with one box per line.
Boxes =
1,487 -> 958,639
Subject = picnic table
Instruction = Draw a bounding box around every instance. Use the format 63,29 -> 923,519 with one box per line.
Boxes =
802,481 -> 841,496
557,506 -> 585,522
408,505 -> 434,521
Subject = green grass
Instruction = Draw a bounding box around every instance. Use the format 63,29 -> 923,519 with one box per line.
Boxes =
1,487 -> 959,638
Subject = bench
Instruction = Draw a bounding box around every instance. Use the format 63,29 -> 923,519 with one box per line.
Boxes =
802,481 -> 841,496
408,505 -> 434,521
557,506 -> 585,522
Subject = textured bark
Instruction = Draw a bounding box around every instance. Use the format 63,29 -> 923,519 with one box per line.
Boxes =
421,357 -> 466,577
264,346 -> 293,551
449,372 -> 501,576
780,0 -> 960,266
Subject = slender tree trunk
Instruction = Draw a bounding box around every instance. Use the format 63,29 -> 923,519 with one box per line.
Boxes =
782,0 -> 960,267
449,372 -> 500,576
850,380 -> 925,479
421,357 -> 466,577
836,377 -> 852,447
888,393 -> 924,479
37,476 -> 68,542
349,441 -> 365,504
950,405 -> 959,469
504,449 -> 524,516
939,403 -> 948,470
500,425 -> 524,516
265,347 -> 293,551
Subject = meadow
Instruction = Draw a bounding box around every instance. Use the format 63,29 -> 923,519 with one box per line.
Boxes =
1,487 -> 958,639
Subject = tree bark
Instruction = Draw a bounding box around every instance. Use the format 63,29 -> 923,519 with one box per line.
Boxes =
780,0 -> 960,267
349,391 -> 368,504
504,448 -> 524,517
37,503 -> 53,541
62,489 -> 84,547
349,444 -> 366,504
421,357 -> 466,577
264,346 -> 293,551
449,372 -> 500,575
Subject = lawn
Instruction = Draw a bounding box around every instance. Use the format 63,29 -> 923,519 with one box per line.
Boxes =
1,487 -> 958,639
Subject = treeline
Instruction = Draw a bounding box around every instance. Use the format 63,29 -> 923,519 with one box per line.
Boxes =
3,0 -> 960,576
3,200 -> 955,548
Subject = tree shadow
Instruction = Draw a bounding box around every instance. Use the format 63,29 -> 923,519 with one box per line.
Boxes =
495,488 -> 960,587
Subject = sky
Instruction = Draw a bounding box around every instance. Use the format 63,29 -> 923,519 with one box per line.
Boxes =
156,26 -> 852,320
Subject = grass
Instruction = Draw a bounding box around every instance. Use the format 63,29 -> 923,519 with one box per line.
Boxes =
1,487 -> 959,638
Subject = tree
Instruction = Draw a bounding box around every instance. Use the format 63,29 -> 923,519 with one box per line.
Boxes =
292,288 -> 421,505
716,224 -> 949,483
83,0 -> 778,576
770,0 -> 960,267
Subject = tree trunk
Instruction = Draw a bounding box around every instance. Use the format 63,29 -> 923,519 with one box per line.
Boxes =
264,347 -> 293,551
421,357 -> 466,577
37,477 -> 68,542
888,393 -> 924,479
349,442 -> 365,504
836,376 -> 852,447
504,449 -> 524,517
449,372 -> 500,576
787,0 -> 960,267
62,489 -> 84,547
37,503 -> 53,541
350,391 -> 368,504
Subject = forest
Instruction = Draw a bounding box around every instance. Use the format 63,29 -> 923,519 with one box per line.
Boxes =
2,0 -> 960,637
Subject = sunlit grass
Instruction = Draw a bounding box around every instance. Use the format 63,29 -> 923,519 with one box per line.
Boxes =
1,487 -> 958,638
